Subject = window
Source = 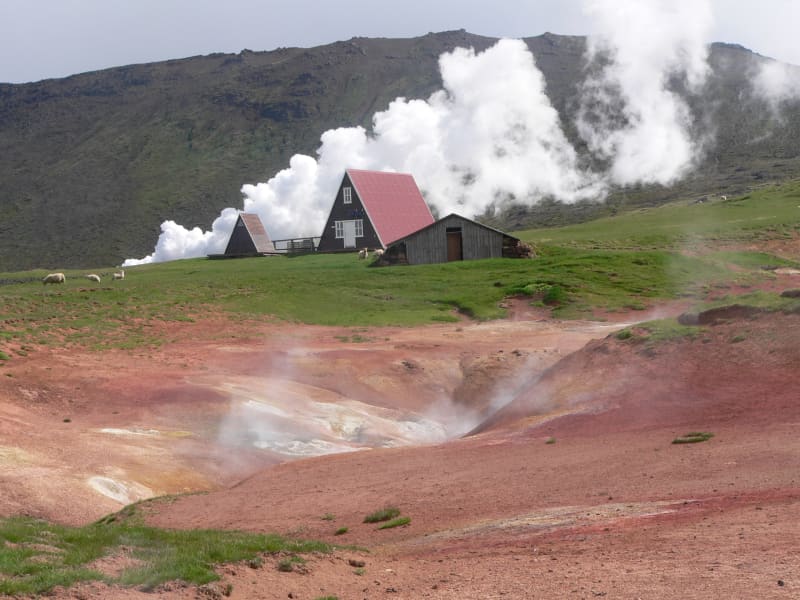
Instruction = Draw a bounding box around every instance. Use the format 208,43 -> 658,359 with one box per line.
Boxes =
334,219 -> 363,239
343,186 -> 352,204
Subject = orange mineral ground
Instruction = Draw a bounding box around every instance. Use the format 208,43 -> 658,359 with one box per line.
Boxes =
1,273 -> 799,598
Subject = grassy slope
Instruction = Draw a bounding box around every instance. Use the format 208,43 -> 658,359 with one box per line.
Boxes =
1,181 -> 798,355
0,505 -> 332,596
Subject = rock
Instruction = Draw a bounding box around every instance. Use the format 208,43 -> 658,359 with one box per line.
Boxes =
348,559 -> 366,567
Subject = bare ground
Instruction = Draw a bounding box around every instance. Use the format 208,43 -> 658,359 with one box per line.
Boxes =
1,271 -> 799,599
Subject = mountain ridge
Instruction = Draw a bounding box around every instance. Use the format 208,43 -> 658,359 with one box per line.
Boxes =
1,31 -> 798,270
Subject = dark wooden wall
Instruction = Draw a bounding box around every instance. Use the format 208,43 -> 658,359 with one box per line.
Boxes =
402,215 -> 506,264
317,173 -> 382,252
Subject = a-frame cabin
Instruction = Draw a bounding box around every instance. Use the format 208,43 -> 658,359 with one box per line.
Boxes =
317,169 -> 435,252
218,213 -> 276,257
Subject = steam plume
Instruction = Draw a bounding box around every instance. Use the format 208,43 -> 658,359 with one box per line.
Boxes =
754,59 -> 800,107
124,39 -> 599,265
577,0 -> 713,186
125,0 -> 719,266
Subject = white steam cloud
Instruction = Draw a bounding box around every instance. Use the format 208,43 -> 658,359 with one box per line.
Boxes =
754,59 -> 800,107
125,0 -> 716,266
577,0 -> 712,186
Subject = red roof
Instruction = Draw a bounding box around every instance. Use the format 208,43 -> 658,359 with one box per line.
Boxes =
347,169 -> 434,246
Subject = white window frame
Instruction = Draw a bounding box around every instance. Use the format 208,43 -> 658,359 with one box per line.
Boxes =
343,186 -> 352,204
334,219 -> 364,239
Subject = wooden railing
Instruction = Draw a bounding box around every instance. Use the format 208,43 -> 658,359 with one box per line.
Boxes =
271,237 -> 320,254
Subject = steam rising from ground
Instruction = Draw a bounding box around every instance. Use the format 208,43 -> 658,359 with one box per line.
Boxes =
215,378 -> 453,457
125,0 -> 755,266
754,60 -> 800,107
577,0 -> 712,185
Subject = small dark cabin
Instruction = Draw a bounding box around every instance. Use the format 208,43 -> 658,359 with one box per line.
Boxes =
317,169 -> 434,252
212,213 -> 276,258
377,213 -> 533,266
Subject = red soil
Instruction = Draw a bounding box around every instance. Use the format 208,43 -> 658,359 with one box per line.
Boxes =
1,269 -> 799,599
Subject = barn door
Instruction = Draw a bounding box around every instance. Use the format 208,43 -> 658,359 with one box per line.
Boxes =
343,220 -> 357,248
447,229 -> 463,261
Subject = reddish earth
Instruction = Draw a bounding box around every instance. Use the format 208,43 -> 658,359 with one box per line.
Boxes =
1,270 -> 799,599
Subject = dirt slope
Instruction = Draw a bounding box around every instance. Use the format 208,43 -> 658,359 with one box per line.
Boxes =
130,310 -> 800,599
2,282 -> 800,598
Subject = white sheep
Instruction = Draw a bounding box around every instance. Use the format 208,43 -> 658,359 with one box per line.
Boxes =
720,195 -> 728,201
85,274 -> 101,283
112,270 -> 125,280
42,273 -> 65,285
373,248 -> 384,258
358,248 -> 369,259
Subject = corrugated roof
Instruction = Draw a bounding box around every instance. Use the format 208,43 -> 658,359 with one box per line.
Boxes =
390,212 -> 519,245
347,169 -> 434,246
238,213 -> 275,253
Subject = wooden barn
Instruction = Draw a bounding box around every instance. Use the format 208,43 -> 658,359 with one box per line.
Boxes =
210,213 -> 277,258
317,169 -> 435,252
376,213 -> 533,266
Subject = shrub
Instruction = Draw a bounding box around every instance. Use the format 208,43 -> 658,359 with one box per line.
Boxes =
542,285 -> 568,306
377,517 -> 411,530
363,506 -> 400,524
334,527 -> 348,536
672,432 -> 714,444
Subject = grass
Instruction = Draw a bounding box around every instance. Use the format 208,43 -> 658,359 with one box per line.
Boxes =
0,182 -> 798,354
363,507 -> 401,524
377,517 -> 411,530
519,182 -> 800,251
0,510 -> 332,596
334,527 -> 348,536
276,555 -> 306,572
672,432 -> 715,444
616,319 -> 706,344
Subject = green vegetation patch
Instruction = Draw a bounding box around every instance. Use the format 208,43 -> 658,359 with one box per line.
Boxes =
672,432 -> 715,444
519,183 -> 800,251
3,180 -> 799,351
0,514 -> 331,596
616,319 -> 705,344
363,506 -> 401,524
377,517 -> 411,530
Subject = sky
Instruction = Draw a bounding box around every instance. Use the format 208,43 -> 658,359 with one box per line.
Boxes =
1,0 -> 799,84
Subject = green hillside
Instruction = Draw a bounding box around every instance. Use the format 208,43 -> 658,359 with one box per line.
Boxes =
1,182 -> 797,356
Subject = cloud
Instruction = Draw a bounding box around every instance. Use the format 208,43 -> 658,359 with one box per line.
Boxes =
753,59 -> 800,107
124,39 -> 601,265
576,0 -> 713,186
126,2 -> 722,266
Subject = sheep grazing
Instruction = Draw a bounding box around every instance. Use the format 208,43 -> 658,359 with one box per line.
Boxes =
373,248 -> 384,258
112,270 -> 125,280
358,248 -> 369,259
42,272 -> 65,285
85,274 -> 101,283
